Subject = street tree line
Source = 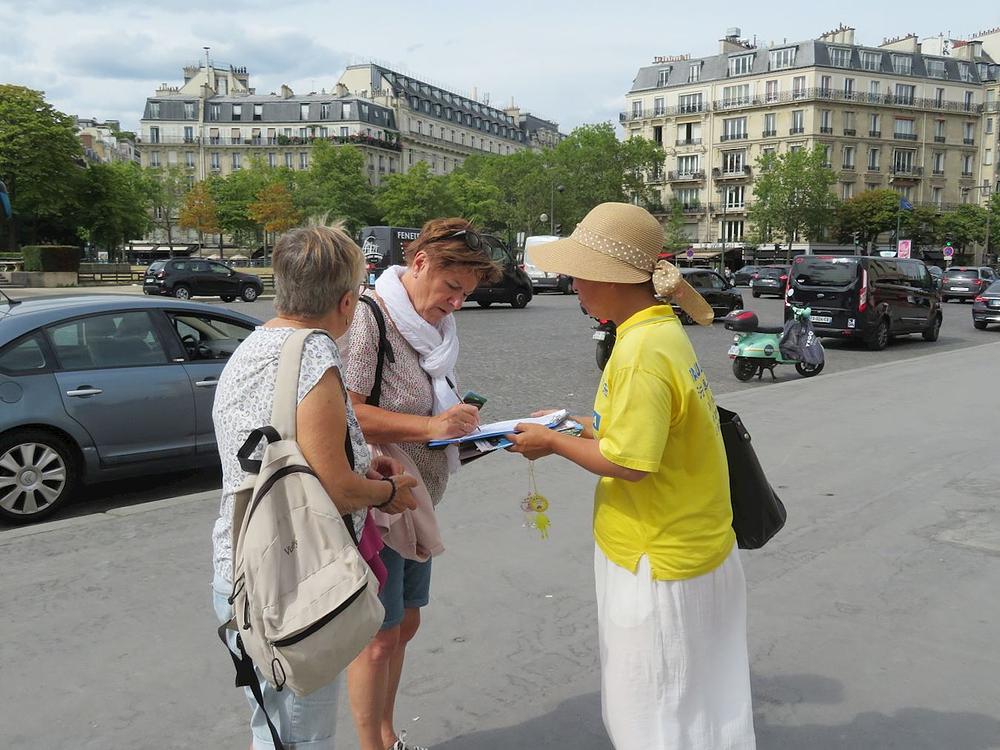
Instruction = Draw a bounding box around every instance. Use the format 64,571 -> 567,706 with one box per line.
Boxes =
746,145 -> 1000,258
1,84 -> 663,256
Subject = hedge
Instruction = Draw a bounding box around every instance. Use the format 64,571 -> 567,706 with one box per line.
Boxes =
21,246 -> 82,272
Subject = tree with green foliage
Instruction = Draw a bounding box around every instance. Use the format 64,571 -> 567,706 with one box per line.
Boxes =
295,141 -> 377,232
899,204 -> 942,248
376,162 -> 453,227
663,202 -> 690,254
209,163 -> 276,250
455,150 -> 548,237
0,85 -> 85,249
832,189 -> 899,252
147,164 -> 191,253
939,203 -> 987,254
445,172 -> 504,230
78,162 -> 152,260
178,180 -> 221,252
748,145 -> 838,259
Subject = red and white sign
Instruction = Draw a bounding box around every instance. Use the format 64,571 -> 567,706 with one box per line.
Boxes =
943,246 -> 955,258
897,240 -> 911,259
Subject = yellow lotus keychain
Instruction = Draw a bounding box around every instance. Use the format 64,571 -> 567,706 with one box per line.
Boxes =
520,461 -> 551,539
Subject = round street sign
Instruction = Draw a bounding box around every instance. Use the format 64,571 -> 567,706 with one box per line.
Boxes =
685,247 -> 694,259
943,246 -> 954,258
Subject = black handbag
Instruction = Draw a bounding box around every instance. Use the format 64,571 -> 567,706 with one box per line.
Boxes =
718,407 -> 786,549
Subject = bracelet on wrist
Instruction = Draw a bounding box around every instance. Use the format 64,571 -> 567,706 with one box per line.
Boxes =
373,477 -> 396,509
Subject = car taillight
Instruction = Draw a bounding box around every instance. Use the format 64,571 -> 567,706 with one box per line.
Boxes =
751,273 -> 759,280
779,275 -> 788,282
518,264 -> 525,271
974,296 -> 985,303
858,269 -> 869,312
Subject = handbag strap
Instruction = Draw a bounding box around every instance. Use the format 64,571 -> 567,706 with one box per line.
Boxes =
356,294 -> 394,408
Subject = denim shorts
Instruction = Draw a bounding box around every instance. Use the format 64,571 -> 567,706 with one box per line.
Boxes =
379,545 -> 433,629
212,575 -> 342,750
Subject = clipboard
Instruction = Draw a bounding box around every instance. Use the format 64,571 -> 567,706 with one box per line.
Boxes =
427,409 -> 569,449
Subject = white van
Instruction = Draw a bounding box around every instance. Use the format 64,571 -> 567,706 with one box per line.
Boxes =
523,235 -> 572,293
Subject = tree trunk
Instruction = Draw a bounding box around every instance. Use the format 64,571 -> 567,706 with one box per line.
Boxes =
166,222 -> 173,257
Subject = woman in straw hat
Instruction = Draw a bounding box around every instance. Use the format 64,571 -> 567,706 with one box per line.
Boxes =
506,202 -> 755,750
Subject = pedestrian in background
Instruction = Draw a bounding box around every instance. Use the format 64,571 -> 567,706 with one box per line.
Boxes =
342,218 -> 501,750
506,202 -> 756,750
211,223 -> 417,749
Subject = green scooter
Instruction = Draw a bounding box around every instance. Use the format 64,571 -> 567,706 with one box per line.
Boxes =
725,306 -> 825,382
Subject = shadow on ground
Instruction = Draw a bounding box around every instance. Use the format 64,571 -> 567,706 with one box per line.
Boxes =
430,674 -> 1000,750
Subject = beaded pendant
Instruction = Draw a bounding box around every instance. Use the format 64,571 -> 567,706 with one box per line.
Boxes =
520,461 -> 551,539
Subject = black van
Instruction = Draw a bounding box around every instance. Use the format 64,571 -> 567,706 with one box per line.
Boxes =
786,256 -> 941,350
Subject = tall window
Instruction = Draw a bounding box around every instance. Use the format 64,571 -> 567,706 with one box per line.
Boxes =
285,153 -> 294,168
254,104 -> 263,121
149,102 -> 160,118
299,104 -> 309,121
723,220 -> 744,242
688,64 -> 700,83
657,68 -> 670,87
844,78 -> 855,97
209,103 -> 220,121
268,153 -> 277,168
933,152 -> 945,173
820,75 -> 832,95
830,48 -> 851,68
148,151 -> 160,167
987,118 -> 994,135
820,110 -> 833,132
342,102 -> 352,118
843,145 -> 855,168
964,91 -> 975,111
844,111 -> 856,133
722,117 -> 747,139
184,102 -> 194,119
232,152 -> 241,170
869,80 -> 881,98
842,182 -> 855,200
722,84 -> 750,107
210,152 -> 220,169
654,97 -> 665,115
769,47 -> 796,70
935,87 -> 945,107
149,126 -> 160,144
728,54 -> 754,76
964,121 -> 975,143
675,187 -> 700,206
893,149 -> 915,173
958,62 -> 974,82
927,60 -> 947,79
763,112 -> 776,135
894,118 -> 915,138
631,100 -> 643,118
931,187 -> 943,206
962,154 -> 973,174
792,76 -> 806,99
232,104 -> 242,120
935,119 -> 946,139
678,93 -> 703,113
299,152 -> 309,169
724,185 -> 745,208
791,110 -> 804,133
677,154 -> 699,175
722,150 -> 745,173
320,104 -> 330,119
764,80 -> 778,103
867,147 -> 880,170
870,113 -> 881,136
894,84 -> 916,105
185,151 -> 195,168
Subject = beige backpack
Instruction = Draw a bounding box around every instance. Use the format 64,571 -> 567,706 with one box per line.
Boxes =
219,328 -> 383,744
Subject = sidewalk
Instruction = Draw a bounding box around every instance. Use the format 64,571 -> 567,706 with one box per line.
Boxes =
1,342 -> 999,749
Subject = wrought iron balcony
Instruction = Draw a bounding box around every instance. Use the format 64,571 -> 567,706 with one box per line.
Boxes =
720,133 -> 749,142
820,126 -> 834,134
964,137 -> 976,145
789,127 -> 805,135
893,132 -> 918,141
843,128 -> 857,136
675,138 -> 703,146
667,170 -> 706,182
762,129 -> 777,137
934,135 -> 946,143
869,130 -> 882,137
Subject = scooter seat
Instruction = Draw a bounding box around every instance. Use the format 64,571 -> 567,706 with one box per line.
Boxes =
753,324 -> 785,334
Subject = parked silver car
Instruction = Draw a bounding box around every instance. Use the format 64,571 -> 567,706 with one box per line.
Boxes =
0,294 -> 260,523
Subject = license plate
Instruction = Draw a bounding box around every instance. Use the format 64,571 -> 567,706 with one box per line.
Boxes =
951,287 -> 969,292
728,345 -> 740,356
812,315 -> 833,324
593,331 -> 607,341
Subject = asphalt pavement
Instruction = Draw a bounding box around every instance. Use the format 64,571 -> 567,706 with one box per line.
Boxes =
1,287 -> 999,749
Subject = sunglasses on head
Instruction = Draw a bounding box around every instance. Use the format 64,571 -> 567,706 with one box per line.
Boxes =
444,228 -> 484,252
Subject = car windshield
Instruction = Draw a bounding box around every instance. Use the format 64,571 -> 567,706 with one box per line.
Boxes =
792,258 -> 858,286
738,266 -> 757,273
945,269 -> 978,279
758,267 -> 785,278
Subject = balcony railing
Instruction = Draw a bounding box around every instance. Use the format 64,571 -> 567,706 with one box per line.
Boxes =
618,87 -> 985,123
842,164 -> 856,170
963,137 -> 975,145
893,132 -> 918,140
762,129 -> 777,137
934,135 -> 946,143
668,170 -> 706,181
843,128 -> 857,136
932,169 -> 945,175
720,133 -> 749,141
892,166 -> 923,177
869,130 -> 882,137
789,127 -> 805,135
820,126 -> 834,134
866,165 -> 881,172
675,138 -> 702,146
713,165 -> 752,179
961,170 -> 974,177
679,203 -> 706,213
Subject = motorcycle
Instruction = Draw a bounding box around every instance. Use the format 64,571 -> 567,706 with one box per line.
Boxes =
592,318 -> 617,371
725,306 -> 825,382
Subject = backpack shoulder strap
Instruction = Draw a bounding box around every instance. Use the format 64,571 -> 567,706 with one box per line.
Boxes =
270,328 -> 326,440
356,294 -> 394,408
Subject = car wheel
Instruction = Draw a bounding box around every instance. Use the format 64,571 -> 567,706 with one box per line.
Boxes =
866,317 -> 890,351
172,284 -> 192,300
752,291 -> 761,298
477,300 -> 493,308
922,315 -> 942,341
510,290 -> 531,308
241,285 -> 259,302
795,361 -> 824,377
0,430 -> 79,524
974,320 -> 988,330
732,357 -> 757,381
220,295 -> 236,302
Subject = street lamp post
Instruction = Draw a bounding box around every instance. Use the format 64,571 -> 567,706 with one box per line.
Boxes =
968,181 -> 999,264
550,184 -> 564,235
717,186 -> 727,274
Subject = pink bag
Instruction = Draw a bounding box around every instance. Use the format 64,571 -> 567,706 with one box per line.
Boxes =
358,511 -> 387,592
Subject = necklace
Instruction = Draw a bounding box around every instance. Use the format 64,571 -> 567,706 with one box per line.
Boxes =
520,461 -> 551,540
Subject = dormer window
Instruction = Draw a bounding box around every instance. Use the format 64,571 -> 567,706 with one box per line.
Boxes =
829,47 -> 851,68
688,64 -> 701,83
891,55 -> 912,75
769,47 -> 796,70
657,68 -> 670,87
728,54 -> 754,76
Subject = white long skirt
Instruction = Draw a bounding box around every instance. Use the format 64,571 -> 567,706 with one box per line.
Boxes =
595,544 -> 756,750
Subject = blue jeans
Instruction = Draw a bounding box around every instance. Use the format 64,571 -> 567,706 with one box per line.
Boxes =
212,575 -> 342,749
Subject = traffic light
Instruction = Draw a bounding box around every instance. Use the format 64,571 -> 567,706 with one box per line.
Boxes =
554,223 -> 562,235
851,231 -> 860,245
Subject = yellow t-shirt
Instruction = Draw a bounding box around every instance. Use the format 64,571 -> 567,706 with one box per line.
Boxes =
593,304 -> 735,580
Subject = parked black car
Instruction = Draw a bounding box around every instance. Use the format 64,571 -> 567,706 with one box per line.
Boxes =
733,265 -> 760,286
143,259 -> 263,302
467,234 -> 533,308
786,255 -> 941,350
750,266 -> 789,298
675,268 -> 744,324
972,280 -> 1000,330
940,266 -> 997,302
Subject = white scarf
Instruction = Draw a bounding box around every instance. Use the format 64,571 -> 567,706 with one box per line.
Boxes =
375,266 -> 461,472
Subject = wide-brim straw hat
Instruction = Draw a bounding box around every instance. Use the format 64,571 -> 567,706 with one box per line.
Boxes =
528,202 -> 715,325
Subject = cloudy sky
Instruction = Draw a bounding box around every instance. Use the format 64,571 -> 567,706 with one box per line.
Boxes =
2,0 -> 997,133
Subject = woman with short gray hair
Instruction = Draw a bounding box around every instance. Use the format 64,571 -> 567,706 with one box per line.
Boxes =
211,224 -> 418,749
